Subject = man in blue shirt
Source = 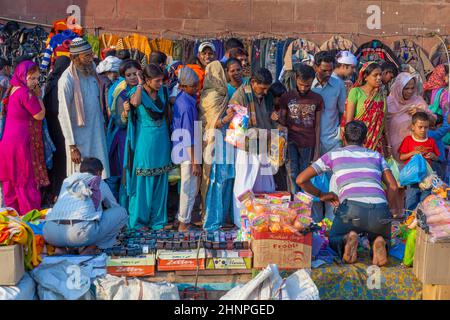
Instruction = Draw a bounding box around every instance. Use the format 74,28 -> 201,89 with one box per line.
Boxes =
171,67 -> 201,232
312,51 -> 347,155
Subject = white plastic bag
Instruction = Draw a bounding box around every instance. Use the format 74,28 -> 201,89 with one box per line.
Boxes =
31,260 -> 92,300
40,254 -> 107,280
94,274 -> 180,300
220,264 -> 319,300
0,272 -> 37,300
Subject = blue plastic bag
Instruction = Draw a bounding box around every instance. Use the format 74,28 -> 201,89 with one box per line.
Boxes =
399,155 -> 428,186
311,173 -> 330,202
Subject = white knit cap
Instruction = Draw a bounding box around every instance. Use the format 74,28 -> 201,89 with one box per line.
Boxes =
336,51 -> 357,66
96,56 -> 122,74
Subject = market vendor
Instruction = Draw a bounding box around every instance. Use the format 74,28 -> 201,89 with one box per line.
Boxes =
43,158 -> 128,255
296,121 -> 399,267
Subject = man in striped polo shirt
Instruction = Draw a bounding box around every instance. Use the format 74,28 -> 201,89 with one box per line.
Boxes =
296,121 -> 399,267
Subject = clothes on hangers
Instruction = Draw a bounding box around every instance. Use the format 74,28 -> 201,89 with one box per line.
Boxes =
172,40 -> 184,62
393,39 -> 434,81
283,38 -> 320,71
320,35 -> 358,53
45,18 -> 83,47
242,39 -> 253,78
120,33 -> 152,63
50,39 -> 71,70
265,39 -> 278,81
429,38 -> 450,67
182,39 -> 196,64
40,29 -> 78,72
250,39 -> 262,74
149,38 -> 174,57
355,39 -> 402,70
84,34 -> 100,58
259,39 -> 269,70
282,38 -> 295,63
276,40 -> 286,80
99,34 -> 120,60
100,33 -> 119,50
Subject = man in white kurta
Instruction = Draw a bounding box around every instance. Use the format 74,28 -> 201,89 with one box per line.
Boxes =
57,38 -> 110,179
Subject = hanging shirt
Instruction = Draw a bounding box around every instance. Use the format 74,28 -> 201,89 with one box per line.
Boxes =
40,30 -> 78,72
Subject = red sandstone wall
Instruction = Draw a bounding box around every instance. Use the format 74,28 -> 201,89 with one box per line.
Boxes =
1,0 -> 450,52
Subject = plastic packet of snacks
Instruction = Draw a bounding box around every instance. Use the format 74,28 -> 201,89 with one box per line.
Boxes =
294,192 -> 314,208
224,104 -> 249,149
269,127 -> 287,168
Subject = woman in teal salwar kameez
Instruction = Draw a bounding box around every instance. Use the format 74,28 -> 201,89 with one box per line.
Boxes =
125,64 -> 172,230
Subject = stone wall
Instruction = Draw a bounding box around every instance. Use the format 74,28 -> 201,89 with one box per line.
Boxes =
1,0 -> 450,52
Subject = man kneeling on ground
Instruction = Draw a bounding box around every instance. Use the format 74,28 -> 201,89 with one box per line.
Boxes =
296,121 -> 399,266
43,157 -> 128,255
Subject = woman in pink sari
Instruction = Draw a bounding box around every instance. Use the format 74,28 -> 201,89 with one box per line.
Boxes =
0,60 -> 48,214
386,72 -> 435,162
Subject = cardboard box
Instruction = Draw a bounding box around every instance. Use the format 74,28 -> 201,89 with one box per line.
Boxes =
422,284 -> 450,300
205,249 -> 253,270
251,231 -> 312,270
107,254 -> 156,277
413,228 -> 450,285
157,249 -> 205,271
0,245 -> 25,285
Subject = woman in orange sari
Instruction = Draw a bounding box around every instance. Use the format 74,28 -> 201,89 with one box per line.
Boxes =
342,62 -> 390,155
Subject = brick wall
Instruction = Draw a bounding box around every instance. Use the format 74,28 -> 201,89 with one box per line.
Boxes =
1,0 -> 450,52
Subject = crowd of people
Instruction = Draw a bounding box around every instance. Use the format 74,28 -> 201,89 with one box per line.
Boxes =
0,36 -> 449,265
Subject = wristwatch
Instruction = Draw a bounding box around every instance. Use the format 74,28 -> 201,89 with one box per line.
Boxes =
70,145 -> 78,152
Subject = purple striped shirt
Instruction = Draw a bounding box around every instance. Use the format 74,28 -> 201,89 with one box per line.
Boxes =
312,145 -> 389,204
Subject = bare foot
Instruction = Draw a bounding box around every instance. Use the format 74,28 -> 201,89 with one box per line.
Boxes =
343,231 -> 358,264
372,236 -> 388,267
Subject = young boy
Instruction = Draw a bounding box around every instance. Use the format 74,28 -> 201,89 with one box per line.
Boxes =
399,112 -> 440,211
43,158 -> 128,255
274,64 -> 324,194
171,67 -> 201,232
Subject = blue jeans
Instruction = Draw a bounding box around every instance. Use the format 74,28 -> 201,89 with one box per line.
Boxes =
285,142 -> 313,194
405,184 -> 431,212
329,200 -> 391,258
